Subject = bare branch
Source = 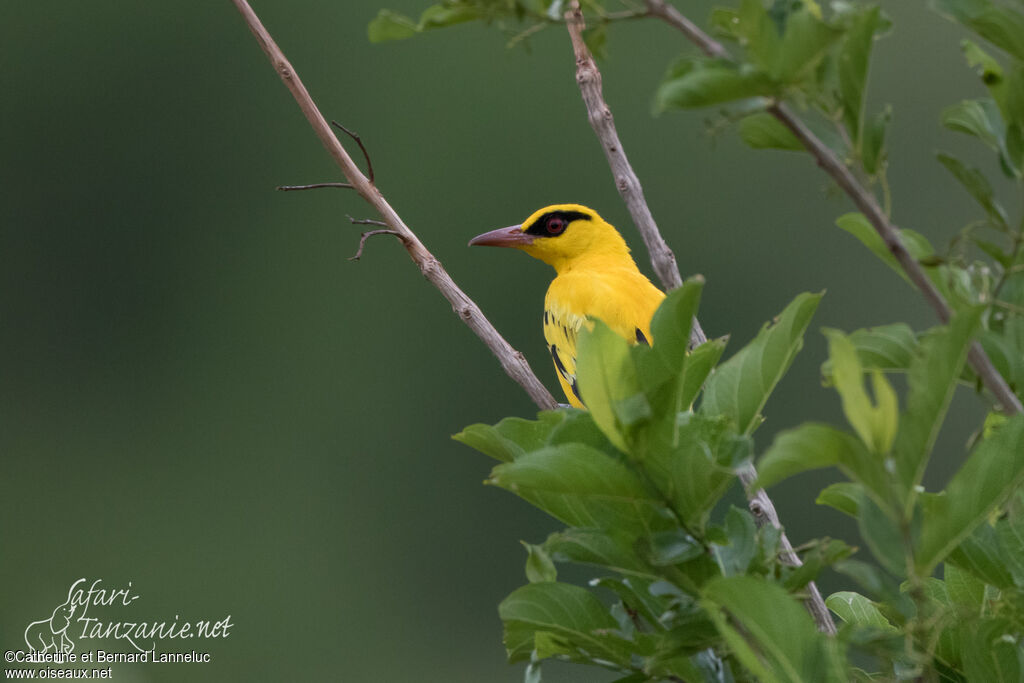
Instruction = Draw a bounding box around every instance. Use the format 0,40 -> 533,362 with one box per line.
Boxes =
232,0 -> 558,411
645,0 -> 1022,415
349,229 -> 402,261
564,2 -> 707,349
347,215 -> 389,227
278,182 -> 353,191
331,120 -> 375,184
644,0 -> 729,59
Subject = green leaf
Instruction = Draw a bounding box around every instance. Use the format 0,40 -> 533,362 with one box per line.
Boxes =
577,320 -> 647,452
936,152 -> 1010,231
916,415 -> 1024,573
826,591 -> 897,630
454,411 -> 569,462
649,528 -> 706,566
836,213 -> 936,287
783,539 -> 855,591
701,292 -> 823,433
824,323 -> 918,377
962,618 -> 1024,683
941,98 -> 1003,152
712,506 -> 758,577
774,9 -> 841,82
963,39 -> 1006,109
738,0 -> 782,70
582,23 -> 608,61
417,3 -> 479,30
824,329 -> 899,454
833,559 -> 911,610
710,7 -> 742,41
948,522 -> 1016,588
650,277 -> 703,375
944,562 -> 985,608
500,582 -> 622,664
545,410 -> 621,461
979,329 -> 1024,395
816,482 -> 863,517
642,413 -> 744,533
488,443 -> 667,534
933,0 -> 1024,62
858,492 -> 907,576
523,542 -> 558,583
367,9 -> 419,42
739,112 -> 803,150
680,337 -> 728,409
656,59 -> 776,110
544,528 -> 656,578
757,423 -> 889,505
861,106 -> 891,175
838,7 -> 885,142
892,308 -> 983,494
703,576 -> 844,682
368,4 -> 479,43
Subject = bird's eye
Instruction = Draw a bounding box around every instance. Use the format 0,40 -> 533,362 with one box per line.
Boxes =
545,217 -> 566,235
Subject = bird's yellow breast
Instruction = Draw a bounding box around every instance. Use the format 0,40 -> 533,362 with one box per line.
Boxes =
544,263 -> 664,408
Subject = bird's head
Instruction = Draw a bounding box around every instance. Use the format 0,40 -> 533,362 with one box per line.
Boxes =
469,204 -> 630,272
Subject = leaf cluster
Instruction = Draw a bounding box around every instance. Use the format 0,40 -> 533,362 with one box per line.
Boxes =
457,283 -> 861,681
371,0 -> 1024,679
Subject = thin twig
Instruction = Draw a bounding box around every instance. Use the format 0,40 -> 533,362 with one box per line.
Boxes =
648,2 -> 1022,418
644,0 -> 728,59
278,182 -> 353,191
564,2 -> 707,349
347,215 -> 389,227
232,0 -> 558,411
331,120 -> 375,184
349,229 -> 402,261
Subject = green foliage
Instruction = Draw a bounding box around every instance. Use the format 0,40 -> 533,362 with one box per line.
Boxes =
388,0 -> 1024,679
701,291 -> 823,434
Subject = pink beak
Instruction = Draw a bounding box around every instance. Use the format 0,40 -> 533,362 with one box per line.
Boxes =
468,225 -> 533,248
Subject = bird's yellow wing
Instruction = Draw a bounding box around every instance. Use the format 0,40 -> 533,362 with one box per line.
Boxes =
543,306 -> 587,408
543,268 -> 662,408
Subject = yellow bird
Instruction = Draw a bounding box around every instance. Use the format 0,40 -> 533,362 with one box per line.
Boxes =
469,204 -> 665,408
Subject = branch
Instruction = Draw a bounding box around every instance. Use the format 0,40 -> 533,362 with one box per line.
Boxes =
232,0 -> 558,411
564,2 -> 707,348
330,120 -> 375,184
349,229 -> 402,261
627,0 -> 837,635
647,2 -> 1022,418
737,464 -> 837,635
278,182 -> 353,191
645,0 -> 729,59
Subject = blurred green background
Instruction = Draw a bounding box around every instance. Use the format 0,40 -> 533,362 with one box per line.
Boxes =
0,1 -> 996,680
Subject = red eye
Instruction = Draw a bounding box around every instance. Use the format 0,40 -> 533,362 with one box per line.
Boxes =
546,217 -> 566,235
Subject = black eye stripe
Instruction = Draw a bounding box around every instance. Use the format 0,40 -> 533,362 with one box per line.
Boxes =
523,210 -> 591,238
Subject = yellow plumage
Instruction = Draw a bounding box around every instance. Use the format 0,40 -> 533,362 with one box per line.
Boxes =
469,204 -> 665,408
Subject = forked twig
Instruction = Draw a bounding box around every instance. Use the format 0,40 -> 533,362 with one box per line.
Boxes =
350,229 -> 403,261
232,0 -> 558,410
331,120 -> 375,184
